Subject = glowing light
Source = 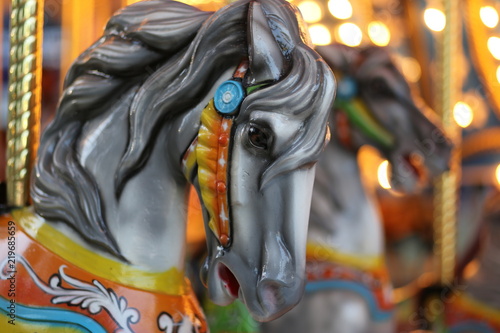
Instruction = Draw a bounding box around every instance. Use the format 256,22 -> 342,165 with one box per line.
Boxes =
328,0 -> 353,20
338,23 -> 363,47
298,1 -> 323,23
496,164 -> 500,186
424,8 -> 446,32
497,65 -> 500,84
480,6 -> 499,28
368,21 -> 391,46
400,57 -> 421,83
309,24 -> 332,45
487,36 -> 500,60
453,102 -> 474,128
378,160 -> 391,189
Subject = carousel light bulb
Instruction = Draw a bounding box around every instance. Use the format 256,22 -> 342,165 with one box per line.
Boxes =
368,21 -> 391,46
424,8 -> 446,32
453,101 -> 473,128
378,160 -> 391,189
496,164 -> 500,185
309,24 -> 332,45
480,6 -> 499,28
338,22 -> 363,46
400,57 -> 421,83
328,0 -> 353,20
298,1 -> 323,23
487,36 -> 500,60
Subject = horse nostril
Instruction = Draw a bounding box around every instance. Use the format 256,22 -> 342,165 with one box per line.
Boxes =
258,280 -> 287,311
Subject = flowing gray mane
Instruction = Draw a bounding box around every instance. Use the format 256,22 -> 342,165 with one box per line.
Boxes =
32,0 -> 333,257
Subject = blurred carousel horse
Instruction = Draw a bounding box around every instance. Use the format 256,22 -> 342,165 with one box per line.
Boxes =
443,189 -> 500,333
0,0 -> 336,331
262,45 -> 452,333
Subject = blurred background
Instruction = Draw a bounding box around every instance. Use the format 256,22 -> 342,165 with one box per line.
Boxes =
2,0 -> 500,331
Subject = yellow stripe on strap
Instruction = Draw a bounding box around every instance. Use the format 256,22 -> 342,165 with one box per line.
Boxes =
13,209 -> 188,295
306,242 -> 384,272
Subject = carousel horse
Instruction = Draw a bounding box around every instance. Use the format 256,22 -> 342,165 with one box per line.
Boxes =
0,0 -> 336,331
443,189 -> 500,333
262,45 -> 452,333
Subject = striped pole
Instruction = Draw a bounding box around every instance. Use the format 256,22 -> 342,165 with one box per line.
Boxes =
433,0 -> 461,285
7,0 -> 44,206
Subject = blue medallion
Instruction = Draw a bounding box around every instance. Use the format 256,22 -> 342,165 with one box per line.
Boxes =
214,80 -> 245,115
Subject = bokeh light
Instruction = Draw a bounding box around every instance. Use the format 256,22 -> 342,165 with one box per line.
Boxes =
496,164 -> 500,186
298,1 -> 323,23
378,160 -> 391,189
399,57 -> 422,83
453,101 -> 474,128
368,21 -> 391,46
328,0 -> 353,20
424,8 -> 446,32
480,6 -> 499,28
309,24 -> 332,45
487,36 -> 500,60
338,22 -> 363,46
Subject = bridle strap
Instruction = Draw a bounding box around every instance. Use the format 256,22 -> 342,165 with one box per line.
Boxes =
182,60 -> 249,248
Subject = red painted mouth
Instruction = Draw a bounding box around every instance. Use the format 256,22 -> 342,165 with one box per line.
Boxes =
218,264 -> 240,298
403,153 -> 423,180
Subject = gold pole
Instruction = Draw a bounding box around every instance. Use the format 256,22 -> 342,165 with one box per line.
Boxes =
7,0 -> 44,207
433,0 -> 461,285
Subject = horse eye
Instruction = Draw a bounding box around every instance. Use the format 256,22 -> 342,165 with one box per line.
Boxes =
248,126 -> 269,150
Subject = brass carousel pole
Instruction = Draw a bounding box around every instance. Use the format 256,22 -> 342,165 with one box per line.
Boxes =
7,0 -> 44,206
433,0 -> 461,286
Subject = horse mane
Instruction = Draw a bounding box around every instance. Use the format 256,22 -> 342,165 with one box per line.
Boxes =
32,0 -> 248,256
31,0 -> 334,257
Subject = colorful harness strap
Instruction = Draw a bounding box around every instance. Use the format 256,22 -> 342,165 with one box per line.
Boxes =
0,213 -> 207,333
182,61 -> 249,248
305,243 -> 394,322
445,293 -> 500,333
334,74 -> 395,150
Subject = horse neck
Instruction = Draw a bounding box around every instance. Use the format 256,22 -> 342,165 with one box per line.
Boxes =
307,137 -> 384,257
74,93 -> 205,273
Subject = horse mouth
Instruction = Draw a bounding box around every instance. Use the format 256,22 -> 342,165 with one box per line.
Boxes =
218,264 -> 240,298
403,153 -> 424,180
389,151 -> 426,192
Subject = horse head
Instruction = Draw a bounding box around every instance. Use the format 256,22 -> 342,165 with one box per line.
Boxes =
196,1 -> 335,321
32,0 -> 335,324
316,44 -> 452,192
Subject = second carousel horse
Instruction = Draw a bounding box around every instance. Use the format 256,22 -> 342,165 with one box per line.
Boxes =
262,45 -> 452,333
443,189 -> 500,333
0,0 -> 336,331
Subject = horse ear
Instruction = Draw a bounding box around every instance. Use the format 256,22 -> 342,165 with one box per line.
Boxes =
246,0 -> 286,85
315,44 -> 360,74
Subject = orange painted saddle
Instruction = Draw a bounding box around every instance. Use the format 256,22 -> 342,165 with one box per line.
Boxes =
0,211 -> 207,333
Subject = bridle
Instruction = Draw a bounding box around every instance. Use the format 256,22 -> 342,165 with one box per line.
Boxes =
181,60 -> 267,248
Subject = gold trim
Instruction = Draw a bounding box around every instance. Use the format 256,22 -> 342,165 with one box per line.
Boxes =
12,209 -> 188,296
306,243 -> 384,272
7,0 -> 44,206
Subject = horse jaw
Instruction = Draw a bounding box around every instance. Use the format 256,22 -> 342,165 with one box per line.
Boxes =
203,159 -> 316,321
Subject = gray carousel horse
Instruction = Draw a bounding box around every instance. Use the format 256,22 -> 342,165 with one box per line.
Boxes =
443,189 -> 500,332
262,45 -> 451,333
0,0 -> 335,331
